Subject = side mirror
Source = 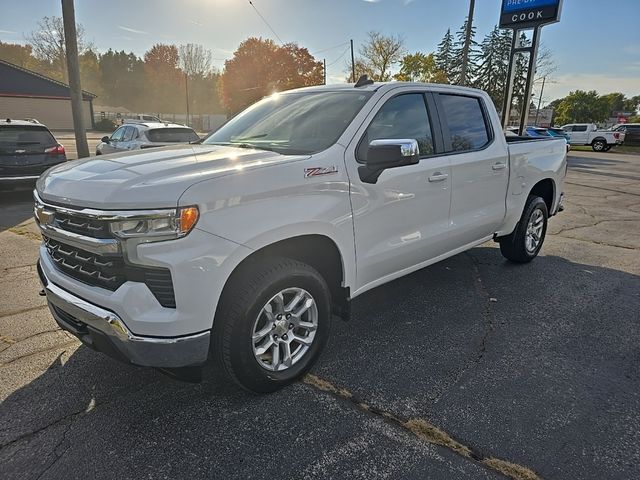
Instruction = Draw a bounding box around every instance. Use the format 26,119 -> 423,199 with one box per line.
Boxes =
101,136 -> 110,143
359,139 -> 420,184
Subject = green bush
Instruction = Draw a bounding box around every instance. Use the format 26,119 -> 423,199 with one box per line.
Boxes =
95,118 -> 116,132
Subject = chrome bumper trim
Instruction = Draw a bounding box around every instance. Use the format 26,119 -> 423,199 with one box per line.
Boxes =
0,175 -> 40,181
38,261 -> 210,367
38,223 -> 120,254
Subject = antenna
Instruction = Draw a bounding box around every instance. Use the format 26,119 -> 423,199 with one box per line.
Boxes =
354,75 -> 374,88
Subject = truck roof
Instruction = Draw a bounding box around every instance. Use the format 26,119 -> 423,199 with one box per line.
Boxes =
287,82 -> 486,96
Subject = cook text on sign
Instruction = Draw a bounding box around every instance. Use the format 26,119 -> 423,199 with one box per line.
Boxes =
499,0 -> 562,28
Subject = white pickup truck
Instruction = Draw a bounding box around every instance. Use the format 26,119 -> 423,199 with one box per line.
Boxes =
34,81 -> 567,392
561,123 -> 625,151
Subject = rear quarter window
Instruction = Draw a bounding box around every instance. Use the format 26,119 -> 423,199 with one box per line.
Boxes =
438,94 -> 491,152
0,126 -> 56,154
146,128 -> 199,143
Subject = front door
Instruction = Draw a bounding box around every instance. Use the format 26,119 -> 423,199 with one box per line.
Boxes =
345,90 -> 452,293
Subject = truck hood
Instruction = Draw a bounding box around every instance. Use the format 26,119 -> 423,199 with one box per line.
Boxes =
37,144 -> 309,209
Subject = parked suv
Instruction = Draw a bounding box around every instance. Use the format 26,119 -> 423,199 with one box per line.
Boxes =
96,121 -> 200,155
0,119 -> 66,189
612,123 -> 640,146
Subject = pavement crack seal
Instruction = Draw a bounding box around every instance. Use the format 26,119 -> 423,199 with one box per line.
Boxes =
303,374 -> 541,480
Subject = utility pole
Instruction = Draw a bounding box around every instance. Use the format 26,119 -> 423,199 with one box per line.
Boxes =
459,0 -> 475,86
323,58 -> 326,85
350,39 -> 356,83
184,73 -> 190,126
534,75 -> 546,126
61,0 -> 89,158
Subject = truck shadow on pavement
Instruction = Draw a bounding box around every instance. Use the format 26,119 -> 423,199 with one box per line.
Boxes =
2,247 -> 639,480
0,189 -> 36,233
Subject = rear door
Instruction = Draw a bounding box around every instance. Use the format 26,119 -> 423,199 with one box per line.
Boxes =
0,125 -> 62,178
570,124 -> 589,144
435,92 -> 509,246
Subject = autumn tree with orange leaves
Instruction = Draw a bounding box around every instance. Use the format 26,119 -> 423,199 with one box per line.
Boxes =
218,38 -> 323,115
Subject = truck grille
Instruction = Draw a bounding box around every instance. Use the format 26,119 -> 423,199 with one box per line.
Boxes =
43,235 -> 176,308
53,212 -> 111,238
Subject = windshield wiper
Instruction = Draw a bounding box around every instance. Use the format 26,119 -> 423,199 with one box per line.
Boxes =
231,134 -> 268,142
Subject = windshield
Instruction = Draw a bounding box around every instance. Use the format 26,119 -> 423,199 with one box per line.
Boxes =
204,91 -> 373,155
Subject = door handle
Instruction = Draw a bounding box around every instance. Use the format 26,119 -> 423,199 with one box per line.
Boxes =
492,163 -> 507,170
428,172 -> 449,182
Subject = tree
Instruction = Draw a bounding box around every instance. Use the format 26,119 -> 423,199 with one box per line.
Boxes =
178,43 -> 212,77
218,37 -> 322,115
99,49 -> 147,110
356,31 -> 405,82
26,16 -> 90,82
554,90 -> 609,125
0,41 -> 36,69
79,49 -> 102,98
144,44 -> 183,113
434,29 -> 455,84
450,19 -> 480,85
475,26 -> 509,110
393,53 -> 447,83
623,95 -> 640,113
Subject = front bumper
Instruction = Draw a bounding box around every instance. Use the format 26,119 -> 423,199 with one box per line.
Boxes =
38,261 -> 210,368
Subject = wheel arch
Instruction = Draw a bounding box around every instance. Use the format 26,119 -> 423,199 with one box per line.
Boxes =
529,178 -> 555,212
217,234 -> 350,322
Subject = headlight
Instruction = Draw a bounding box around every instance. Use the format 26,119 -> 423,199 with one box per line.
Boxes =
109,206 -> 199,241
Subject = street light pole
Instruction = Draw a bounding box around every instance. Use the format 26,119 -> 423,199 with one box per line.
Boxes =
460,0 -> 476,86
61,0 -> 89,158
535,75 -> 546,126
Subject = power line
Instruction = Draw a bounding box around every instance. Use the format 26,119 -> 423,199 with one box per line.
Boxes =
325,45 -> 351,68
312,41 -> 350,56
248,1 -> 283,44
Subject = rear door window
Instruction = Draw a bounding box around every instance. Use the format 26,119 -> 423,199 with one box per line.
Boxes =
438,94 -> 491,152
122,126 -> 136,142
146,128 -> 199,143
572,125 -> 588,132
0,126 -> 56,154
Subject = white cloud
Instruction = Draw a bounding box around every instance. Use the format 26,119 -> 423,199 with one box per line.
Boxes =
117,25 -> 148,35
545,73 -> 640,99
362,0 -> 381,3
623,44 -> 640,56
0,29 -> 17,34
189,20 -> 204,27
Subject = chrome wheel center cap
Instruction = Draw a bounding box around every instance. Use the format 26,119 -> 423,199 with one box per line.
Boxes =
274,319 -> 288,336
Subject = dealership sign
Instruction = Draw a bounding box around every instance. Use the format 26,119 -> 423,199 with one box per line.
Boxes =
499,0 -> 563,28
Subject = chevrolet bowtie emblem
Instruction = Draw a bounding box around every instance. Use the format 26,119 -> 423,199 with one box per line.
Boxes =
34,204 -> 54,225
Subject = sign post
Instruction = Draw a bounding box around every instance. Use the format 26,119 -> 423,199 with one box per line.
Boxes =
500,0 -> 563,134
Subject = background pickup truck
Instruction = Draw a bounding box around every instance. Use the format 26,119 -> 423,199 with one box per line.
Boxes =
561,123 -> 625,151
34,81 -> 567,393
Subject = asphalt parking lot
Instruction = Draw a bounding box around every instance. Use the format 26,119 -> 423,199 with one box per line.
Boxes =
1,150 -> 639,480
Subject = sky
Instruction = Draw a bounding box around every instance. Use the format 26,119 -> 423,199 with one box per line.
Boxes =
1,0 -> 639,104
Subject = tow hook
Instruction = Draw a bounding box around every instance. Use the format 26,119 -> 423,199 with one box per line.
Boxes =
38,289 -> 46,297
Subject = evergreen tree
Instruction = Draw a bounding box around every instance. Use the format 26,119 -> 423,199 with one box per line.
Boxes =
476,26 -> 512,112
434,29 -> 455,84
450,19 -> 480,85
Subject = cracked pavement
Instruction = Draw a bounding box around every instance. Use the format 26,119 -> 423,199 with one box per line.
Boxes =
1,150 -> 639,479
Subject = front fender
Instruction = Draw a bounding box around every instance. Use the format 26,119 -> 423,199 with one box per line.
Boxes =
178,153 -> 356,290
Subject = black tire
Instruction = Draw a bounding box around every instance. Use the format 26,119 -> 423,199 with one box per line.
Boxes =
603,145 -> 612,152
592,139 -> 606,152
212,257 -> 331,393
499,195 -> 548,263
